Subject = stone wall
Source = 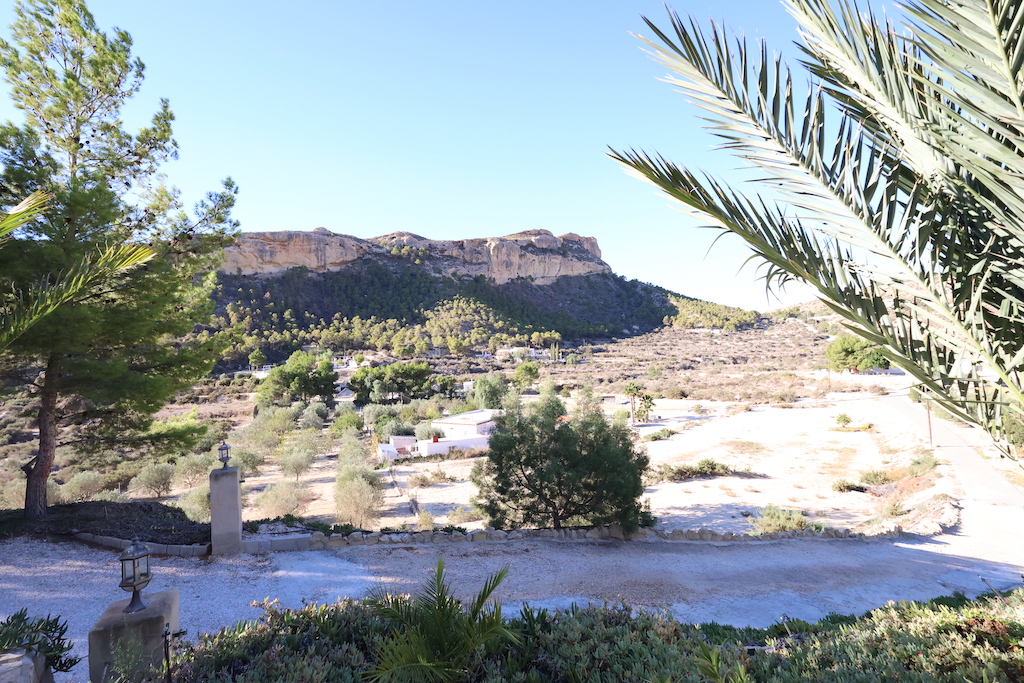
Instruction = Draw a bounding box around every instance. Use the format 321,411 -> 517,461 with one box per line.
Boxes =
73,523 -> 906,558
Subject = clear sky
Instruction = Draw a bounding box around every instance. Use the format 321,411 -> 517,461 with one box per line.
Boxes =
0,0 -> 883,311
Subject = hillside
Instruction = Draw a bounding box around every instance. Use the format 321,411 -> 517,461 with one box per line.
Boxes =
211,228 -> 758,366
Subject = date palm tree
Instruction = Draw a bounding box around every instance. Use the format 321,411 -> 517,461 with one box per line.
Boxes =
0,191 -> 154,349
612,0 -> 1024,455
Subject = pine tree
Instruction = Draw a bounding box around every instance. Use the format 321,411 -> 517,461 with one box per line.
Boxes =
0,0 -> 238,519
472,392 -> 649,531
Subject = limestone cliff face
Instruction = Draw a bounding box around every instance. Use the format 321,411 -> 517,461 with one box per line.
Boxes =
222,228 -> 610,285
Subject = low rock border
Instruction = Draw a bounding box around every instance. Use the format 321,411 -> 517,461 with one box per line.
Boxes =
250,524 -> 894,553
72,524 -> 905,557
73,532 -> 210,557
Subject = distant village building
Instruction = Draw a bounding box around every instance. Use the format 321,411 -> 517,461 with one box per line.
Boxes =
494,347 -> 551,361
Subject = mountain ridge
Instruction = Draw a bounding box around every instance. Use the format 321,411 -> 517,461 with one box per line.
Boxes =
222,228 -> 610,285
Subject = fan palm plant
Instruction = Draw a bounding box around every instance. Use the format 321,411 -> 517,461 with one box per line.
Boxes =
363,557 -> 518,683
612,0 -> 1024,456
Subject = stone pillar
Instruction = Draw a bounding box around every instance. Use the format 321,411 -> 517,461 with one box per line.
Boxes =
88,589 -> 179,683
210,466 -> 242,555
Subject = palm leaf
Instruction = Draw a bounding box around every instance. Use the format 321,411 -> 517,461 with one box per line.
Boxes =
616,1 -> 1024,453
0,192 -> 156,348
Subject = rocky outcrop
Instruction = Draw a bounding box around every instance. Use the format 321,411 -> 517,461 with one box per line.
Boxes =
221,228 -> 610,285
221,229 -> 369,275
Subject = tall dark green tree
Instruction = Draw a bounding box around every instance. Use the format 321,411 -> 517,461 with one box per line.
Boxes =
0,0 -> 238,519
472,392 -> 649,531
347,361 -> 433,406
257,350 -> 338,406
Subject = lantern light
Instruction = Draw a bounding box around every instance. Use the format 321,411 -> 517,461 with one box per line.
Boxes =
218,442 -> 231,468
118,538 -> 152,614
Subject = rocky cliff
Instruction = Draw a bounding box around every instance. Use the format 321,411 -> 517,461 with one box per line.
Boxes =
221,228 -> 611,285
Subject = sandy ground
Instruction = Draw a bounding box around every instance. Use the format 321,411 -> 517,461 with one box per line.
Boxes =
339,374 -> 966,535
4,378 -> 1024,682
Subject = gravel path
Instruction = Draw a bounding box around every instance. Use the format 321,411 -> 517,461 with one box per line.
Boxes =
2,394 -> 1023,682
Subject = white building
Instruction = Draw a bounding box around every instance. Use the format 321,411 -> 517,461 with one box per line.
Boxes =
430,409 -> 497,439
376,409 -> 499,461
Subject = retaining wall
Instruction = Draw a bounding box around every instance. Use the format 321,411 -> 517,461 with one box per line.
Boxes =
74,524 -> 903,557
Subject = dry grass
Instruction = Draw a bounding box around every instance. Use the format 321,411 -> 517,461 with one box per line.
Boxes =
724,440 -> 768,455
817,446 -> 858,477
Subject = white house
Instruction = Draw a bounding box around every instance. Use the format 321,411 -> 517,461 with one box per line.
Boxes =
430,409 -> 497,439
376,409 -> 500,461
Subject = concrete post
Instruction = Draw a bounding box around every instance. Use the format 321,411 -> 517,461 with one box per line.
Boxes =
88,589 -> 179,683
210,466 -> 242,555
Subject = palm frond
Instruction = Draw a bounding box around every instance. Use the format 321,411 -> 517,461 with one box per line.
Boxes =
618,2 -> 1024,454
0,195 -> 155,349
0,191 -> 49,241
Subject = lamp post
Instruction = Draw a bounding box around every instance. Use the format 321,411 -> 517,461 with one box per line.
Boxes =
218,441 -> 231,468
119,538 -> 152,614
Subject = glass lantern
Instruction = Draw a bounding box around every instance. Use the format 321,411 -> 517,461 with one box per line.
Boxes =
118,538 -> 152,613
218,441 -> 231,468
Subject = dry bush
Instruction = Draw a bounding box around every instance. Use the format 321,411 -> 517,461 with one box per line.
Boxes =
447,505 -> 483,524
335,477 -> 382,528
256,481 -> 315,518
750,505 -> 822,533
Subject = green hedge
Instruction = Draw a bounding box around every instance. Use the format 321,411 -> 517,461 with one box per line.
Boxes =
173,588 -> 1024,682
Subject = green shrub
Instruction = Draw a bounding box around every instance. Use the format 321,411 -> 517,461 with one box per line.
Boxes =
174,452 -> 216,488
130,463 -> 175,498
378,419 -> 414,441
178,484 -> 210,523
363,558 -> 515,682
59,471 -> 105,503
832,479 -> 865,493
905,453 -> 939,477
298,408 -> 324,431
279,448 -> 315,480
414,421 -> 445,441
334,476 -> 383,529
417,509 -> 435,531
165,587 -> 1024,683
835,412 -> 852,426
750,505 -> 822,533
643,427 -> 677,441
410,467 -> 456,489
230,447 -> 265,477
654,458 -> 732,482
331,408 -> 365,434
409,473 -> 431,488
91,489 -> 131,503
256,482 -> 313,518
882,499 -> 910,518
860,469 -> 893,485
0,609 -> 79,672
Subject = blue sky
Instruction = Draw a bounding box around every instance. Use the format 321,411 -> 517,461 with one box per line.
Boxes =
0,0 -> 872,310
